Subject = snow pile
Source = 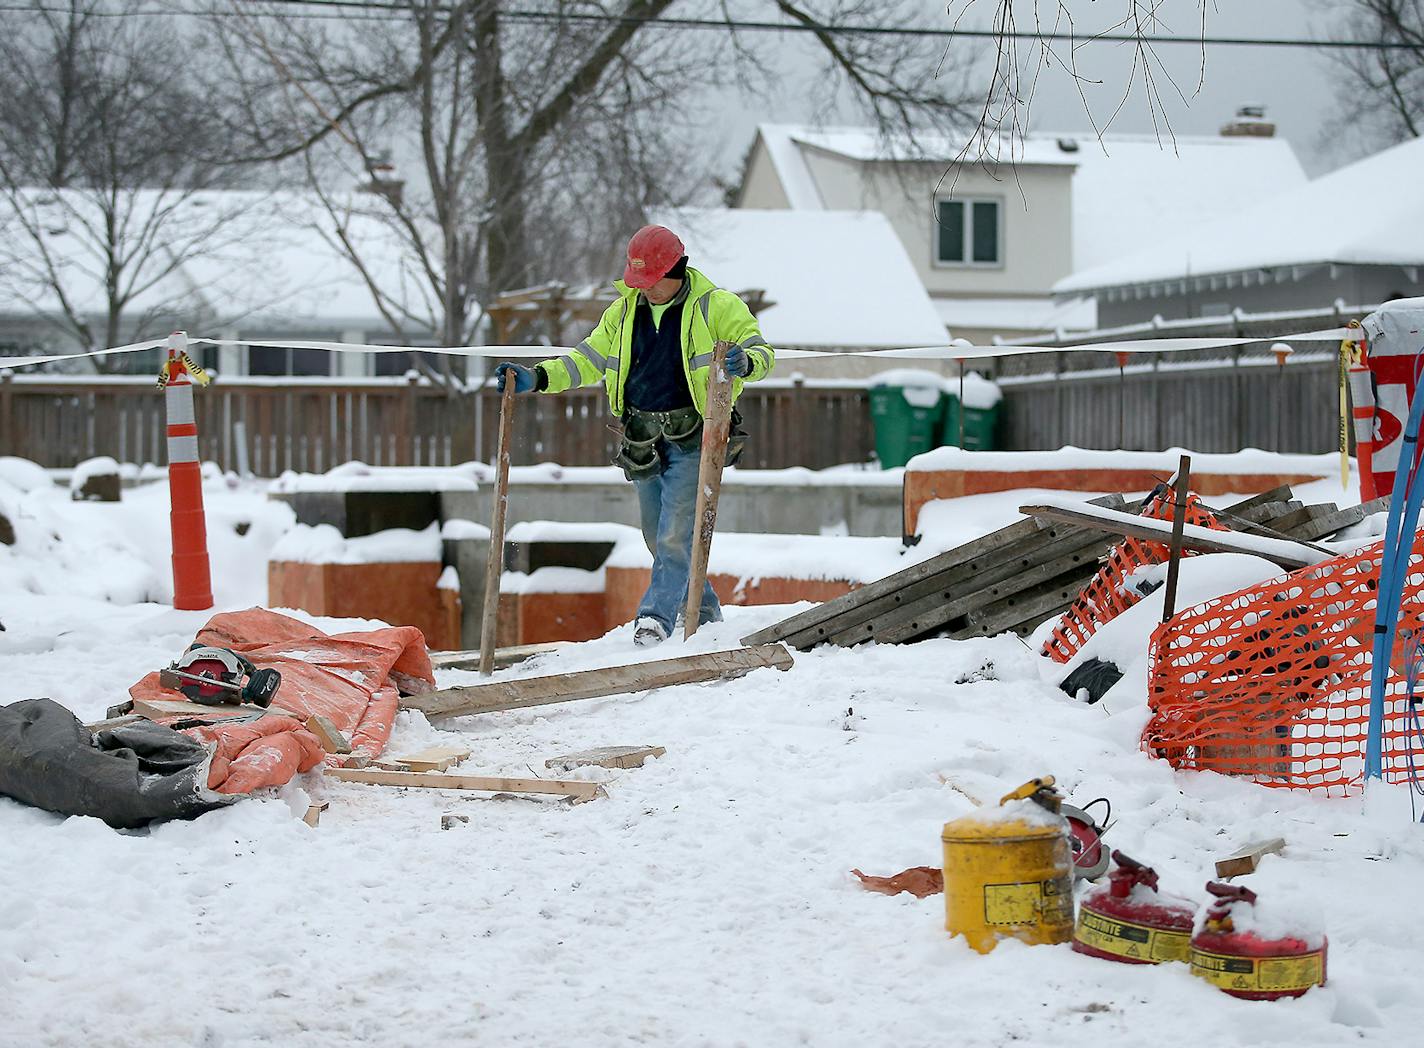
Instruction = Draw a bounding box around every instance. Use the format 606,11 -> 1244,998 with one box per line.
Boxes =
501,566 -> 606,595
440,518 -> 490,541
604,530 -> 929,586
270,522 -> 442,565
0,455 -> 53,492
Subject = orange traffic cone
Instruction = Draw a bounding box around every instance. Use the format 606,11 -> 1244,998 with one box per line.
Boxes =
161,331 -> 213,611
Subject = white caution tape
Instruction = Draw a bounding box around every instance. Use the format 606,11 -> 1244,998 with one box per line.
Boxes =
0,327 -> 1362,372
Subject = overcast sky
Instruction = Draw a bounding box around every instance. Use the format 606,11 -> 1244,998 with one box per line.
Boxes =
715,0 -> 1349,176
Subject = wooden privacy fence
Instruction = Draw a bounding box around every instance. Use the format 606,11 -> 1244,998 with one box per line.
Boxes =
0,375 -> 875,474
0,357 -> 1344,473
997,356 -> 1343,454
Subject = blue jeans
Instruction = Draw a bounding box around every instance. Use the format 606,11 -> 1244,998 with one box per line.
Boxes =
633,440 -> 722,634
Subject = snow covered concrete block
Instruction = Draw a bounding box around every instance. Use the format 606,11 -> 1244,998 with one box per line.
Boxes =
274,490 -> 443,538
69,457 -> 121,502
902,449 -> 1337,537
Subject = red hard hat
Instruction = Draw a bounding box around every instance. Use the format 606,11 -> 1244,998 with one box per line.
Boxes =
622,225 -> 684,289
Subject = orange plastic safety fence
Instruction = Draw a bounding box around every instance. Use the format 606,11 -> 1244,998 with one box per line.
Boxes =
1042,490 -> 1227,663
1144,535 -> 1424,794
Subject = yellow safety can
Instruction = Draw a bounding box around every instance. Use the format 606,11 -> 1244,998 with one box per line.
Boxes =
941,777 -> 1076,954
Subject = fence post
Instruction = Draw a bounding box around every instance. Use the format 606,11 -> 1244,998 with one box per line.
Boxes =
401,371 -> 419,464
0,369 -> 12,458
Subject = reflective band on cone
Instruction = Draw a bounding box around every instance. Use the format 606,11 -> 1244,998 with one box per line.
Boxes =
164,332 -> 213,611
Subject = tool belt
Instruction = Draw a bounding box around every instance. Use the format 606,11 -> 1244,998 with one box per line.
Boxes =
614,404 -> 749,480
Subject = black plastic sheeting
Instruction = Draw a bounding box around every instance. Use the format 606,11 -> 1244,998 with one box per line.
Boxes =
0,698 -> 238,829
1059,658 -> 1125,705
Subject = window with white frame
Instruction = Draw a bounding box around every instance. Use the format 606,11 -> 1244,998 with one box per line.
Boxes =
936,198 -> 1001,266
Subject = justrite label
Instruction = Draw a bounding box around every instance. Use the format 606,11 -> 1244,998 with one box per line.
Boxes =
1075,910 -> 1190,963
1190,948 -> 1325,993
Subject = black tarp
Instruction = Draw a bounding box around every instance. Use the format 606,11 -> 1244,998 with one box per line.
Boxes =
0,698 -> 238,829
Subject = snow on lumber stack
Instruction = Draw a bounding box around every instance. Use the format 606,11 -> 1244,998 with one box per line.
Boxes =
1019,497 -> 1329,569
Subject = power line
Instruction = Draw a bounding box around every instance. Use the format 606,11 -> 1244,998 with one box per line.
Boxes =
1,0 -> 1420,52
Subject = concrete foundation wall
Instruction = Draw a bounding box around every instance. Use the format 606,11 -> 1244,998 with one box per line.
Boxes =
440,480 -> 902,537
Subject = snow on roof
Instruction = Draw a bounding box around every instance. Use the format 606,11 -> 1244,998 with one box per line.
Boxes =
1056,135 -> 1424,293
933,295 -> 1097,333
652,208 -> 949,348
753,124 -> 1305,277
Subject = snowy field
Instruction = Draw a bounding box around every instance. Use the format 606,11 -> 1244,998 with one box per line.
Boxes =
2,462 -> 1421,1047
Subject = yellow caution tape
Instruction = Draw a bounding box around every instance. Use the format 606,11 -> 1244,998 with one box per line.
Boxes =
1339,320 -> 1364,489
156,351 -> 212,389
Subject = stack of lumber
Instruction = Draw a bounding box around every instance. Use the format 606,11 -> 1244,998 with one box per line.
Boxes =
742,486 -> 1386,652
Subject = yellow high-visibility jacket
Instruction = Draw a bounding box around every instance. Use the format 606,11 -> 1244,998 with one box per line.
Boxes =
536,267 -> 775,416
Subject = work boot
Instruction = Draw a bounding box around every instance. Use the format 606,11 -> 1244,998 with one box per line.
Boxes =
633,617 -> 668,648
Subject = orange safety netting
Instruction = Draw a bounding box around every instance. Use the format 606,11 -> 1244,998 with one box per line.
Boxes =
1143,535 -> 1424,793
1042,489 -> 1228,663
129,608 -> 435,794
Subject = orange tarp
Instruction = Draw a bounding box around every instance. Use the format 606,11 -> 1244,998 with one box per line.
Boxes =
129,608 -> 435,794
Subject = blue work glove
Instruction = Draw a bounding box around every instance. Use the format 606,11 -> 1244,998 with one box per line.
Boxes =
495,361 -> 536,393
723,345 -> 751,378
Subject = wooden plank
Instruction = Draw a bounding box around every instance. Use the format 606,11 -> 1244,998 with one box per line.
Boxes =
1021,503 -> 1324,569
131,697 -> 300,722
738,514 -> 1057,647
685,341 -> 734,640
1267,503 -> 1337,536
429,642 -> 566,672
812,523 -> 1115,650
83,714 -> 145,732
327,767 -> 605,803
374,745 -> 471,773
302,801 -> 329,828
956,571 -> 1100,638
740,495 -> 1129,650
1214,837 -> 1286,878
480,382 -> 517,675
1216,484 -> 1296,516
545,745 -> 666,771
1289,498 -> 1385,543
306,715 -> 352,754
869,543 -> 1107,645
403,644 -> 794,720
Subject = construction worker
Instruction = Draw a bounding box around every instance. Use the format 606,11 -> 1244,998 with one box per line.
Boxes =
494,225 -> 775,646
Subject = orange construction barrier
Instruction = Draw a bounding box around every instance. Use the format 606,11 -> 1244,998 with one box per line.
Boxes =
1042,488 -> 1227,663
129,608 -> 435,794
1144,534 -> 1424,793
161,331 -> 213,611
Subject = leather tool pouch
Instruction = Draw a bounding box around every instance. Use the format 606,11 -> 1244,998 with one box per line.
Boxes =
614,406 -> 749,480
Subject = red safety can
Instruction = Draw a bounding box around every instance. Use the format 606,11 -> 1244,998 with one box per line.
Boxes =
1190,882 -> 1327,1000
1072,850 -> 1194,964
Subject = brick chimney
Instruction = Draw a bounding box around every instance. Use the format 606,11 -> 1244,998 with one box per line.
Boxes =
1220,105 -> 1275,138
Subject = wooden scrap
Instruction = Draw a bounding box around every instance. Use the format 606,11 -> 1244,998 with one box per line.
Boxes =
545,745 -> 666,772
342,751 -> 372,769
374,745 -> 472,773
1214,837 -> 1287,878
305,715 -> 352,754
130,697 -> 300,723
302,801 -> 329,828
327,767 -> 605,804
441,812 -> 470,830
429,642 -> 566,672
402,644 -> 794,721
83,714 -> 144,732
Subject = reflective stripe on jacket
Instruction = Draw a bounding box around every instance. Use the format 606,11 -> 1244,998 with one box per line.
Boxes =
536,267 -> 774,416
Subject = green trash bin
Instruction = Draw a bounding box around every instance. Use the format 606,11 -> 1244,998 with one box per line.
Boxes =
869,381 -> 945,468
942,396 -> 1000,451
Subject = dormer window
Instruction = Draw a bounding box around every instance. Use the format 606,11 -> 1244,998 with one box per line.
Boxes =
936,198 -> 1001,267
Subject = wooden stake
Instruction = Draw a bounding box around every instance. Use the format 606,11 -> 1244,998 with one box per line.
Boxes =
479,380 -> 517,676
1162,454 -> 1192,622
684,341 -> 735,640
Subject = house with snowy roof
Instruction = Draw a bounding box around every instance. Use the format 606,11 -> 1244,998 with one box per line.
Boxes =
735,116 -> 1306,344
1054,134 -> 1424,330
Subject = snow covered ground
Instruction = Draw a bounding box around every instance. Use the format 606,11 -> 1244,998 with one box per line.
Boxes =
2,462 -> 1420,1047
